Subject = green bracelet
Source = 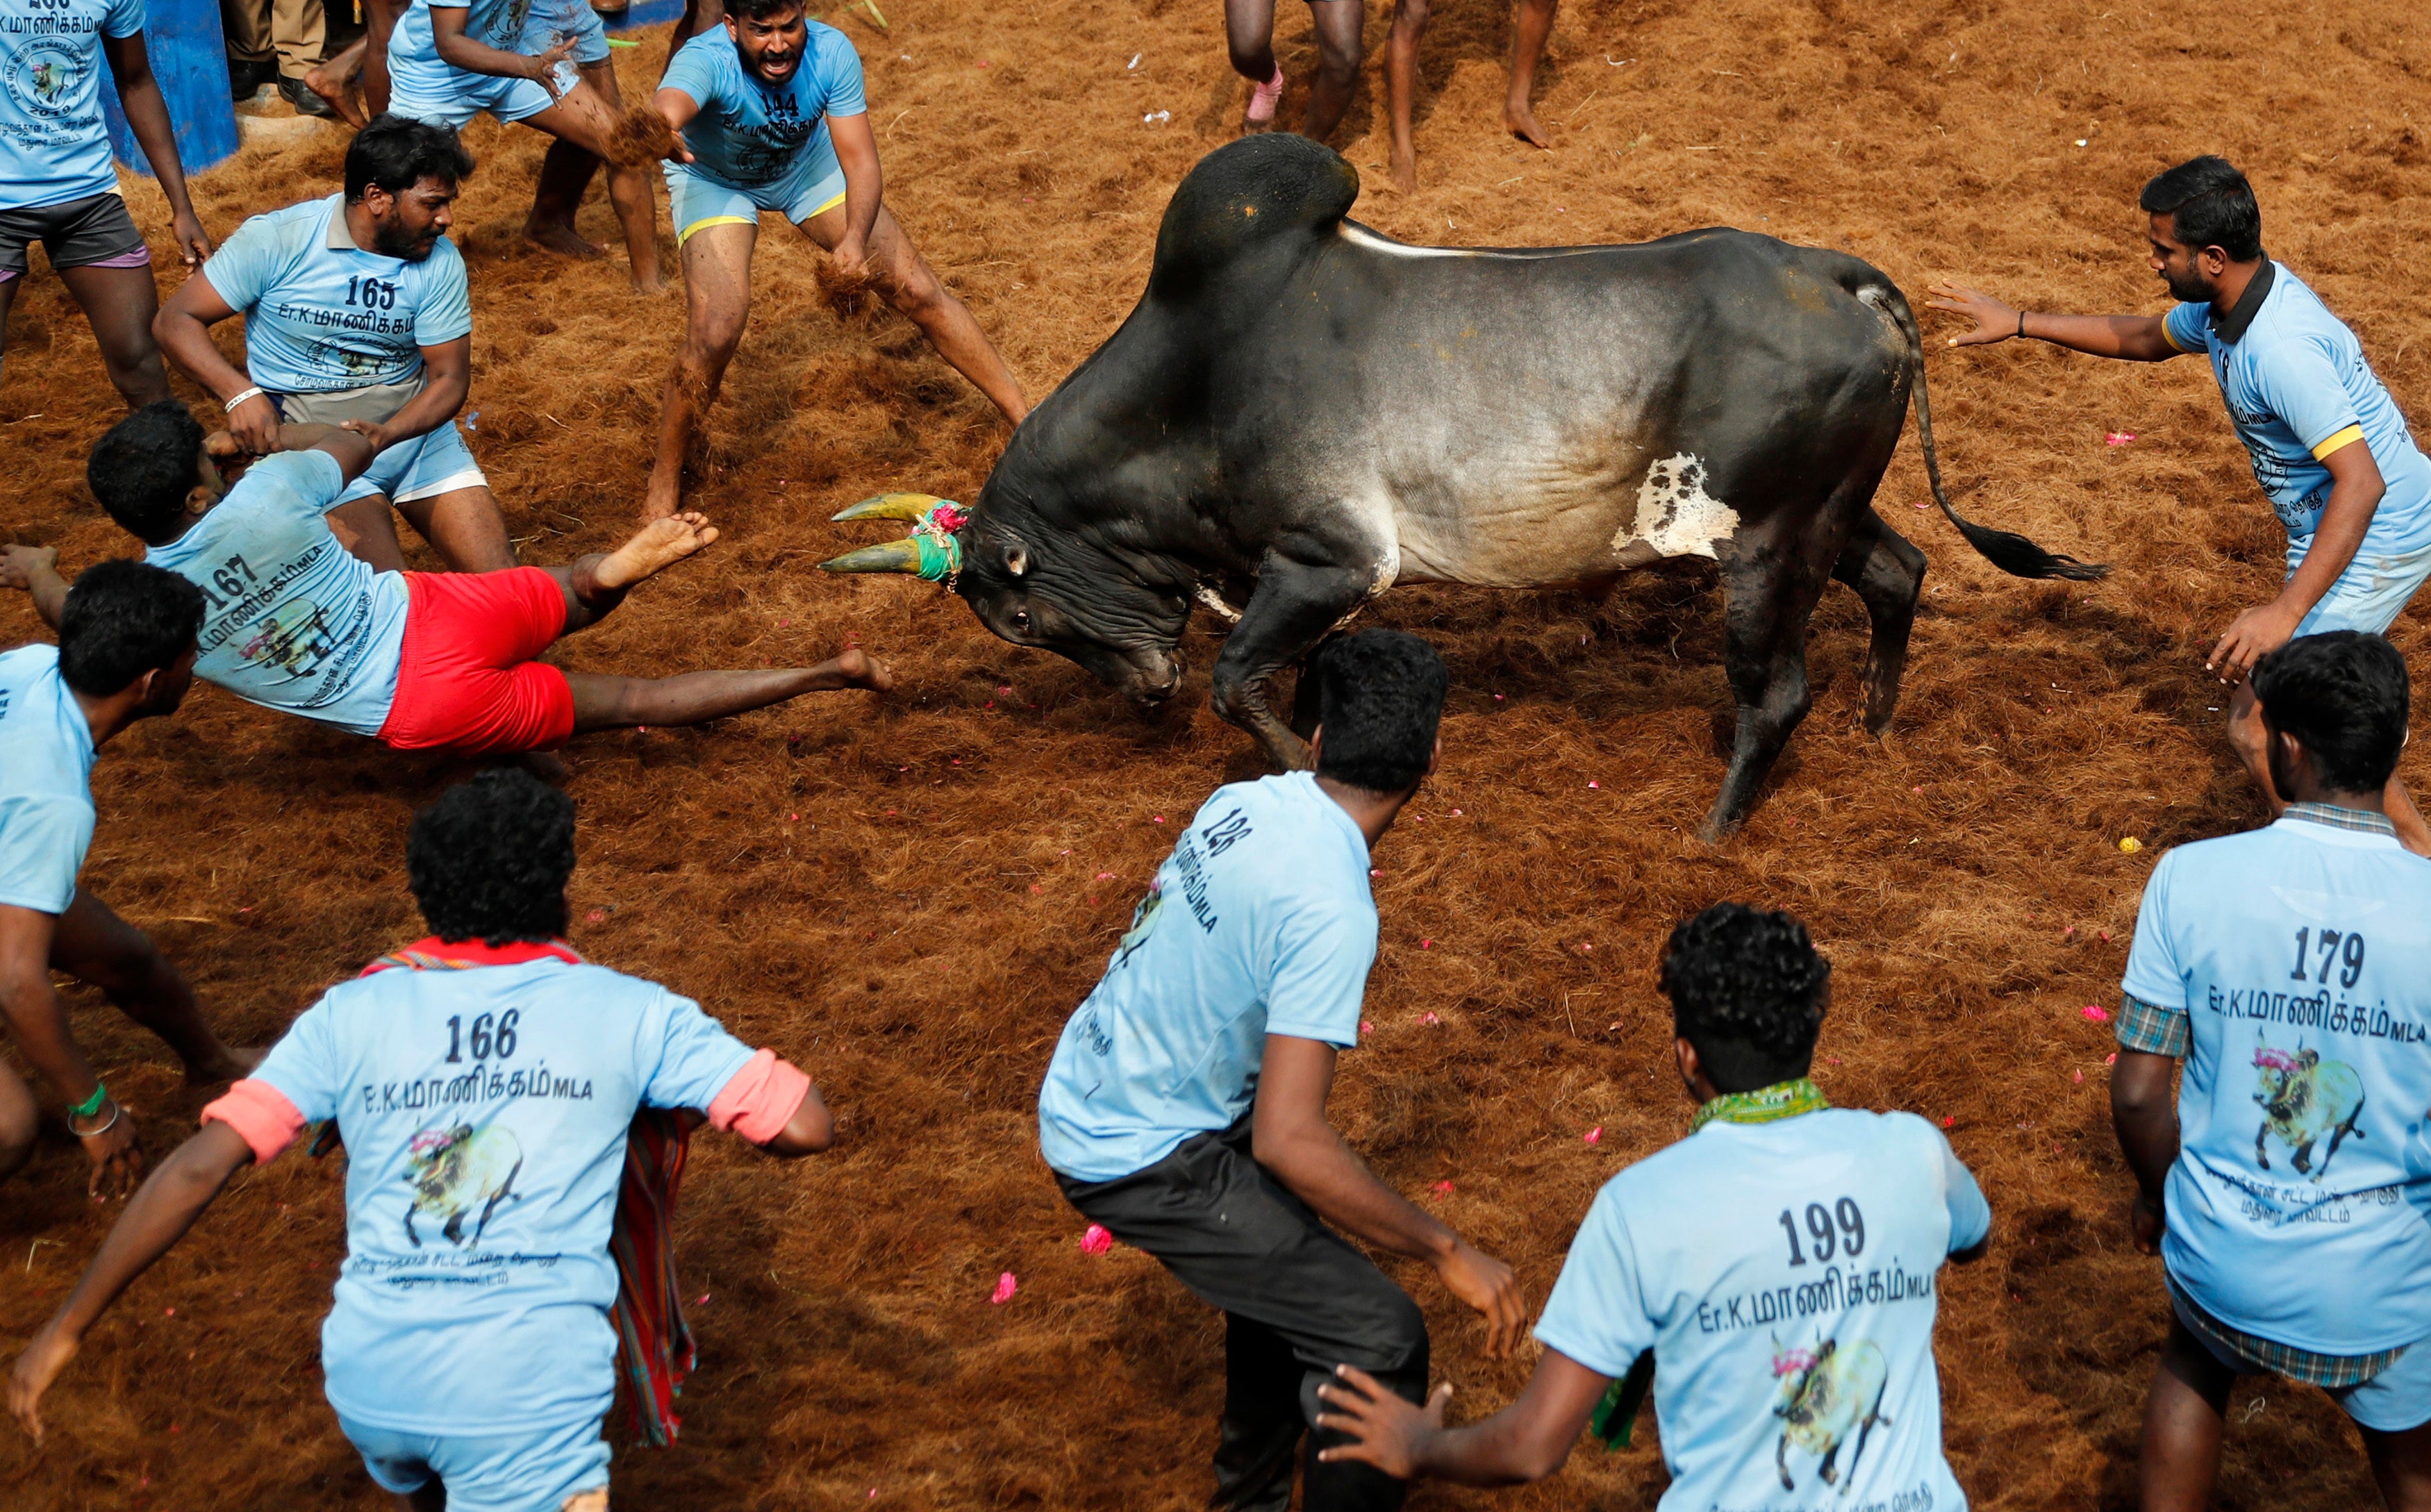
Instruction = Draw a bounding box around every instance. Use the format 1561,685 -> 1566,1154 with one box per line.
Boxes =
68,1082 -> 108,1122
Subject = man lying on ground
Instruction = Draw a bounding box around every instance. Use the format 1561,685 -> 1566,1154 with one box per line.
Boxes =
2113,631 -> 2431,1512
1316,903 -> 1992,1510
1,561 -> 259,1201
154,115 -> 515,575
2,401 -> 890,756
8,769 -> 836,1511
1039,629 -> 1525,1512
644,0 -> 1027,520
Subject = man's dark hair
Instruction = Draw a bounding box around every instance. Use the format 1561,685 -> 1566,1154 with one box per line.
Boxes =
407,770 -> 576,946
728,0 -> 808,20
1310,629 -> 1449,793
2140,156 -> 2263,263
57,560 -> 205,697
86,400 -> 206,542
345,114 -> 475,204
1659,904 -> 1832,1094
2252,631 -> 2410,794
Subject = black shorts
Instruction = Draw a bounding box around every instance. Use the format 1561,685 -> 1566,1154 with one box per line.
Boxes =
0,192 -> 149,279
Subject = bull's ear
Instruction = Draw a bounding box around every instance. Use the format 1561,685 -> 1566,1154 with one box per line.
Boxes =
831,492 -> 947,523
1006,545 -> 1029,577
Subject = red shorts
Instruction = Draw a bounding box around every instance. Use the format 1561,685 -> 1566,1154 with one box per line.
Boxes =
376,568 -> 576,753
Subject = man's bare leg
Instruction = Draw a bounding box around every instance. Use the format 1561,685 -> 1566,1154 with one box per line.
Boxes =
645,221 -> 756,520
1504,0 -> 1557,149
1225,0 -> 1282,127
0,1058 -> 38,1182
51,889 -> 258,1087
57,264 -> 174,410
305,35 -> 369,126
526,59 -> 618,260
1384,0 -> 1427,191
519,83 -> 664,293
328,494 -> 411,573
1302,0 -> 1363,142
2138,1320 -> 2232,1512
797,203 -> 1027,424
394,483 -> 518,572
566,648 -> 892,733
2362,1419 -> 2431,1512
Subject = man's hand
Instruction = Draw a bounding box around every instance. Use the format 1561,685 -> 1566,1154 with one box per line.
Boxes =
2207,599 -> 2305,685
1436,1239 -> 1526,1357
0,544 -> 59,592
831,232 -> 870,280
2129,1190 -> 2164,1254
8,1321 -> 80,1443
227,392 -> 282,456
169,208 -> 213,268
1923,282 -> 2021,346
340,418 -> 393,453
77,1110 -> 144,1202
529,38 -> 576,99
1316,1368 -> 1451,1479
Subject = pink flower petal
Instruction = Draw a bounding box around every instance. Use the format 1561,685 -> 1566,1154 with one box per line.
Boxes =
1583,1127 -> 1602,1145
1939,1115 -> 1956,1129
1587,781 -> 1600,790
990,1272 -> 1018,1304
1080,1224 -> 1113,1256
2073,1069 -> 2084,1083
1420,1011 -> 1441,1024
1361,1020 -> 1375,1033
2106,1052 -> 2118,1065
1432,1179 -> 1456,1194
1419,939 -> 1434,949
2105,431 -> 2137,445
2081,1004 -> 2111,1023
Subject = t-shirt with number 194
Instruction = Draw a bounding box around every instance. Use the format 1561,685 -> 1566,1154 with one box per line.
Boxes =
1534,1108 -> 1989,1512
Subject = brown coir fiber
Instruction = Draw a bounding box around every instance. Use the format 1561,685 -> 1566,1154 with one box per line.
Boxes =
3,0 -> 2429,1506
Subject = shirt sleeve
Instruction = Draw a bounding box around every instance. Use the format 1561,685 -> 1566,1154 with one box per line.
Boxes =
2118,850 -> 2189,1010
249,999 -> 347,1126
817,30 -> 868,117
705,1047 -> 812,1144
416,244 -> 473,347
201,1079 -> 309,1163
637,990 -> 760,1113
1934,1127 -> 1991,1254
1260,892 -> 1377,1048
2248,337 -> 2367,458
2162,302 -> 2209,356
0,797 -> 94,915
248,448 -> 348,520
102,0 -> 147,38
1532,1183 -> 1652,1380
197,213 -> 283,317
659,38 -> 720,110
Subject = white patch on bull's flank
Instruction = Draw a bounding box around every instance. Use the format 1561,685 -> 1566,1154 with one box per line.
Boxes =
1617,454 -> 1739,560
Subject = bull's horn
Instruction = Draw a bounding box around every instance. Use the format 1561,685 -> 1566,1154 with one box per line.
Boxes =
831,492 -> 947,523
818,538 -> 929,574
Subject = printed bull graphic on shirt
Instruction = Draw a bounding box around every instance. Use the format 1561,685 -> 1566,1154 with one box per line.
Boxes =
402,1123 -> 523,1247
1771,1336 -> 1889,1493
2253,1040 -> 2366,1180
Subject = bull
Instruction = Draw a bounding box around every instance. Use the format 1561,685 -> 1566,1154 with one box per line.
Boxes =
2252,1041 -> 2366,1180
822,133 -> 2102,838
1772,1335 -> 1890,1492
403,1122 -> 523,1247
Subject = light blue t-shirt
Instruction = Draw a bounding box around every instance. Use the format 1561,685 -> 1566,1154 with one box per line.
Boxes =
1038,772 -> 1378,1183
0,644 -> 96,915
661,24 -> 866,190
200,194 -> 472,396
2164,265 -> 2431,557
515,0 -> 604,65
146,450 -> 408,736
2121,814 -> 2431,1355
1535,1108 -> 1989,1512
0,0 -> 144,212
397,0 -> 530,58
251,952 -> 758,1434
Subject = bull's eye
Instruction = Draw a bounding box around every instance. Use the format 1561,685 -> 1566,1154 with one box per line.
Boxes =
1011,608 -> 1031,633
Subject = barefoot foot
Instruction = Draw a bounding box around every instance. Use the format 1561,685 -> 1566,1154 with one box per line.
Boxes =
1504,101 -> 1551,149
827,645 -> 896,692
185,1045 -> 266,1087
1243,63 -> 1284,130
1387,140 -> 1418,194
523,218 -> 608,260
302,65 -> 365,127
596,512 -> 719,590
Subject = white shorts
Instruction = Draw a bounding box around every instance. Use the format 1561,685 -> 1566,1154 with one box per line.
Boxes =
341,419 -> 488,506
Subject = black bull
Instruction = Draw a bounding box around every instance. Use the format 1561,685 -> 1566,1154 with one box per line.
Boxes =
825,134 -> 2102,838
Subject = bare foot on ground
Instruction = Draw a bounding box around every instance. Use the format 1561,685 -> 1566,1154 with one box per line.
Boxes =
1388,139 -> 1418,194
827,646 -> 895,692
524,217 -> 608,260
595,511 -> 718,590
1505,100 -> 1551,149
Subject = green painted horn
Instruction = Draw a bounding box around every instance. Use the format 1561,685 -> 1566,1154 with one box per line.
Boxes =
831,492 -> 947,522
817,538 -> 928,574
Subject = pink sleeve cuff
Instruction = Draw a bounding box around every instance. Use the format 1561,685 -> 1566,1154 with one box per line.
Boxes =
200,1079 -> 308,1165
706,1049 -> 811,1145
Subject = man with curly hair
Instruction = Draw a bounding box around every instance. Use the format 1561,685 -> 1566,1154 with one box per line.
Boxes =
1039,629 -> 1523,1512
2113,631 -> 2431,1511
10,769 -> 836,1511
1316,903 -> 1991,1511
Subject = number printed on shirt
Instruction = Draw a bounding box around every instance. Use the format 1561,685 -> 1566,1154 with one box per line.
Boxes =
194,554 -> 259,613
442,1008 -> 521,1063
2289,926 -> 2367,990
1779,1197 -> 1865,1266
344,275 -> 399,310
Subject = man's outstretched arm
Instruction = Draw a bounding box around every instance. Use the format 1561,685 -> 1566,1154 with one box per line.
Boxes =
8,1120 -> 255,1440
0,546 -> 69,628
1254,1034 -> 1526,1355
1923,282 -> 2180,361
1316,1350 -> 1612,1484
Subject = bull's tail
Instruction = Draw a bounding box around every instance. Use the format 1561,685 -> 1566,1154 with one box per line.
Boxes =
1857,281 -> 2109,581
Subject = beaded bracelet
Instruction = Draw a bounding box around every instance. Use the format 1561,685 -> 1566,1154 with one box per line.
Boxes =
68,1081 -> 108,1122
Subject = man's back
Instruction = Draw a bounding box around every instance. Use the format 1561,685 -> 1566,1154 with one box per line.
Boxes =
1036,770 -> 1377,1182
247,946 -> 760,1434
1536,1108 -> 1984,1512
147,451 -> 409,734
0,645 -> 95,914
2123,812 -> 2431,1354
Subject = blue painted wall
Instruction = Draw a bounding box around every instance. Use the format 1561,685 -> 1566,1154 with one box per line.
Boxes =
101,0 -> 242,175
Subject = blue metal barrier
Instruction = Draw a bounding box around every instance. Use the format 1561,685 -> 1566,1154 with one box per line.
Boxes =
101,0 -> 241,175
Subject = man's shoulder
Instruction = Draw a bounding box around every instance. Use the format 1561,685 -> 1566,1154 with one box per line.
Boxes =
0,642 -> 59,686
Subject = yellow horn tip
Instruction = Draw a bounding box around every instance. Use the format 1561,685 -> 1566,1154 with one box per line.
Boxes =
831,492 -> 947,523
